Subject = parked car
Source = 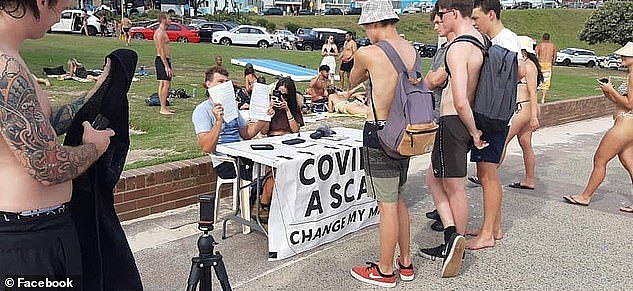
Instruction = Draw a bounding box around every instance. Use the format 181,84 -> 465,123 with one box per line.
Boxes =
190,22 -> 234,43
130,22 -> 200,43
294,27 -> 347,51
298,9 -> 316,16
555,48 -> 597,67
599,54 -> 623,69
501,0 -> 516,9
344,7 -> 362,15
513,1 -> 532,9
263,7 -> 283,15
323,8 -> 344,15
50,9 -> 102,36
272,29 -> 297,44
402,6 -> 421,13
356,38 -> 371,48
212,25 -> 273,48
413,42 -> 438,58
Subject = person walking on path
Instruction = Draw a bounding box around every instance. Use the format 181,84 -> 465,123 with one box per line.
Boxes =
497,36 -> 543,190
339,32 -> 357,90
154,13 -> 174,115
563,42 -> 633,214
535,33 -> 556,103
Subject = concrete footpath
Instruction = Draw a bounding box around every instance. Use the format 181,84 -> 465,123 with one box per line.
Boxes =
124,116 -> 633,290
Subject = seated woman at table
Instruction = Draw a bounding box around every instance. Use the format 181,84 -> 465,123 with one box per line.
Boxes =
261,77 -> 305,136
258,78 -> 305,215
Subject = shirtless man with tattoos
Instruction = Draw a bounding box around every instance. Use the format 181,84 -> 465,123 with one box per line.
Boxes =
0,0 -> 115,277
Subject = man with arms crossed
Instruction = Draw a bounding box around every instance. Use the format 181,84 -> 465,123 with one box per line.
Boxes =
348,1 -> 420,287
0,0 -> 115,276
154,13 -> 174,115
535,32 -> 556,103
418,0 -> 487,278
339,32 -> 357,90
468,0 -> 523,250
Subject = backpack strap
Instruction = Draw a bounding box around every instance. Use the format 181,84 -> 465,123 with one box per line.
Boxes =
374,41 -> 421,81
444,34 -> 488,76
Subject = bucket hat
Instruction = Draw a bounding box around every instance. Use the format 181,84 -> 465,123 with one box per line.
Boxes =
358,0 -> 399,25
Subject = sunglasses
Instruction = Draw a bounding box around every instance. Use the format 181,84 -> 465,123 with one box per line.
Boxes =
437,9 -> 454,19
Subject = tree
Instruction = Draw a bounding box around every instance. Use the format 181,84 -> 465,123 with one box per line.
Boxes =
579,0 -> 633,46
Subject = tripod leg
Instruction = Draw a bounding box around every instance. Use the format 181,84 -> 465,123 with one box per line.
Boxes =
212,252 -> 232,291
186,260 -> 201,291
200,265 -> 214,291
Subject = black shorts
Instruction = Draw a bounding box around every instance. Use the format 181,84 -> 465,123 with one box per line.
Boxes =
431,115 -> 472,178
0,206 -> 82,277
123,27 -> 130,33
340,59 -> 354,72
155,56 -> 172,81
470,126 -> 510,164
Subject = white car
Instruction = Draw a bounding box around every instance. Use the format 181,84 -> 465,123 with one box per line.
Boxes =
402,6 -> 421,14
556,48 -> 598,67
50,9 -> 103,36
212,25 -> 274,48
272,30 -> 297,44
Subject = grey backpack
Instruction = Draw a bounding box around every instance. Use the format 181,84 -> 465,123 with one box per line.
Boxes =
370,41 -> 438,160
446,35 -> 519,133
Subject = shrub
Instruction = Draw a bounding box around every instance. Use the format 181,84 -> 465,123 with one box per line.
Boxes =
579,0 -> 633,46
285,22 -> 301,33
254,18 -> 269,28
265,22 -> 276,32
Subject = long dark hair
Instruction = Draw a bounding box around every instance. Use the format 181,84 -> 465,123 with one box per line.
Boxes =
244,66 -> 255,77
275,77 -> 301,119
525,51 -> 544,86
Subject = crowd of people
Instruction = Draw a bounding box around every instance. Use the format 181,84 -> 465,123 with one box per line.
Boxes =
0,0 -> 631,288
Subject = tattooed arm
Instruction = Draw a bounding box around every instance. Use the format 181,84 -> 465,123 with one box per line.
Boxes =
0,55 -> 100,186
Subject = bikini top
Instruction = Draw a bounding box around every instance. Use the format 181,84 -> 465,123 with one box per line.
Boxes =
324,46 -> 335,53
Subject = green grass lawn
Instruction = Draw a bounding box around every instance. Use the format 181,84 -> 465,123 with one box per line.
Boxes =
23,11 -> 627,168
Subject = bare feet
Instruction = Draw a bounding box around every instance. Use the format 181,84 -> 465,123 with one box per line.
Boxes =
620,206 -> 633,213
465,229 -> 504,240
466,235 -> 495,250
159,110 -> 175,115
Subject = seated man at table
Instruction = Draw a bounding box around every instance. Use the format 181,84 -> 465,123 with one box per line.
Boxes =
192,65 -> 271,181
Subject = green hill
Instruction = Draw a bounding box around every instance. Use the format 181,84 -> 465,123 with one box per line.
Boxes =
256,9 -> 620,55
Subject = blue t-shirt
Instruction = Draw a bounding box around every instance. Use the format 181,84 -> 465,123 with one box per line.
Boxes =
192,99 -> 247,146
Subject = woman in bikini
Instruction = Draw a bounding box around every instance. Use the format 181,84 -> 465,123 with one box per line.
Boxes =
328,83 -> 368,115
320,36 -> 338,85
498,36 -> 543,190
563,42 -> 633,213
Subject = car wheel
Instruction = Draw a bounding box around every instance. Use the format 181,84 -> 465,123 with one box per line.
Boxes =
87,26 -> 97,36
562,59 -> 571,66
303,44 -> 313,51
133,33 -> 144,40
220,38 -> 231,46
258,41 -> 269,48
586,61 -> 595,68
178,37 -> 189,43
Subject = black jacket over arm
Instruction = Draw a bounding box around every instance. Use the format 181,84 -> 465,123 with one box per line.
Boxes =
63,49 -> 143,291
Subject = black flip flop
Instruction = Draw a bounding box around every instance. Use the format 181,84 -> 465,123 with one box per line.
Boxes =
563,195 -> 589,206
508,181 -> 535,190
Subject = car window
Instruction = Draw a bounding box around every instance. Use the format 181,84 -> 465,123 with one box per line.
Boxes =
249,28 -> 264,34
213,24 -> 225,30
61,12 -> 72,19
167,24 -> 181,31
238,27 -> 250,34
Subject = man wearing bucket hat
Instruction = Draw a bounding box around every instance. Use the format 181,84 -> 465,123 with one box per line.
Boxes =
562,42 -> 633,214
348,0 -> 416,287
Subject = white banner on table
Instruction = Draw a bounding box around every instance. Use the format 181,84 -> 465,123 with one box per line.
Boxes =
249,83 -> 271,121
268,146 -> 379,261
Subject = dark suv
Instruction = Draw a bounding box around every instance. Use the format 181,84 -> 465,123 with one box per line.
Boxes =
263,7 -> 283,15
294,28 -> 347,51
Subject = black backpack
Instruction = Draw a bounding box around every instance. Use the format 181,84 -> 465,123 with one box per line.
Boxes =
446,34 -> 519,133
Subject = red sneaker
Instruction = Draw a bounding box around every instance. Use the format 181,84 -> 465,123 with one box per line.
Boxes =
350,262 -> 397,288
395,257 -> 415,281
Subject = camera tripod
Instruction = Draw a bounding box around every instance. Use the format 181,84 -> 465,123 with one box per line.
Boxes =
186,227 -> 232,291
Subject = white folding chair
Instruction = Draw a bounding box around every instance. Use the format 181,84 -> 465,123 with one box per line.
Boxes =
209,154 -> 250,231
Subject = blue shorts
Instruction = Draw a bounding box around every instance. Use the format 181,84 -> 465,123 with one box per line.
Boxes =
470,127 -> 509,164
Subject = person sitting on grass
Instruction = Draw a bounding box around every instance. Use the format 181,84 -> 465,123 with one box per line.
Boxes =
59,58 -> 101,81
